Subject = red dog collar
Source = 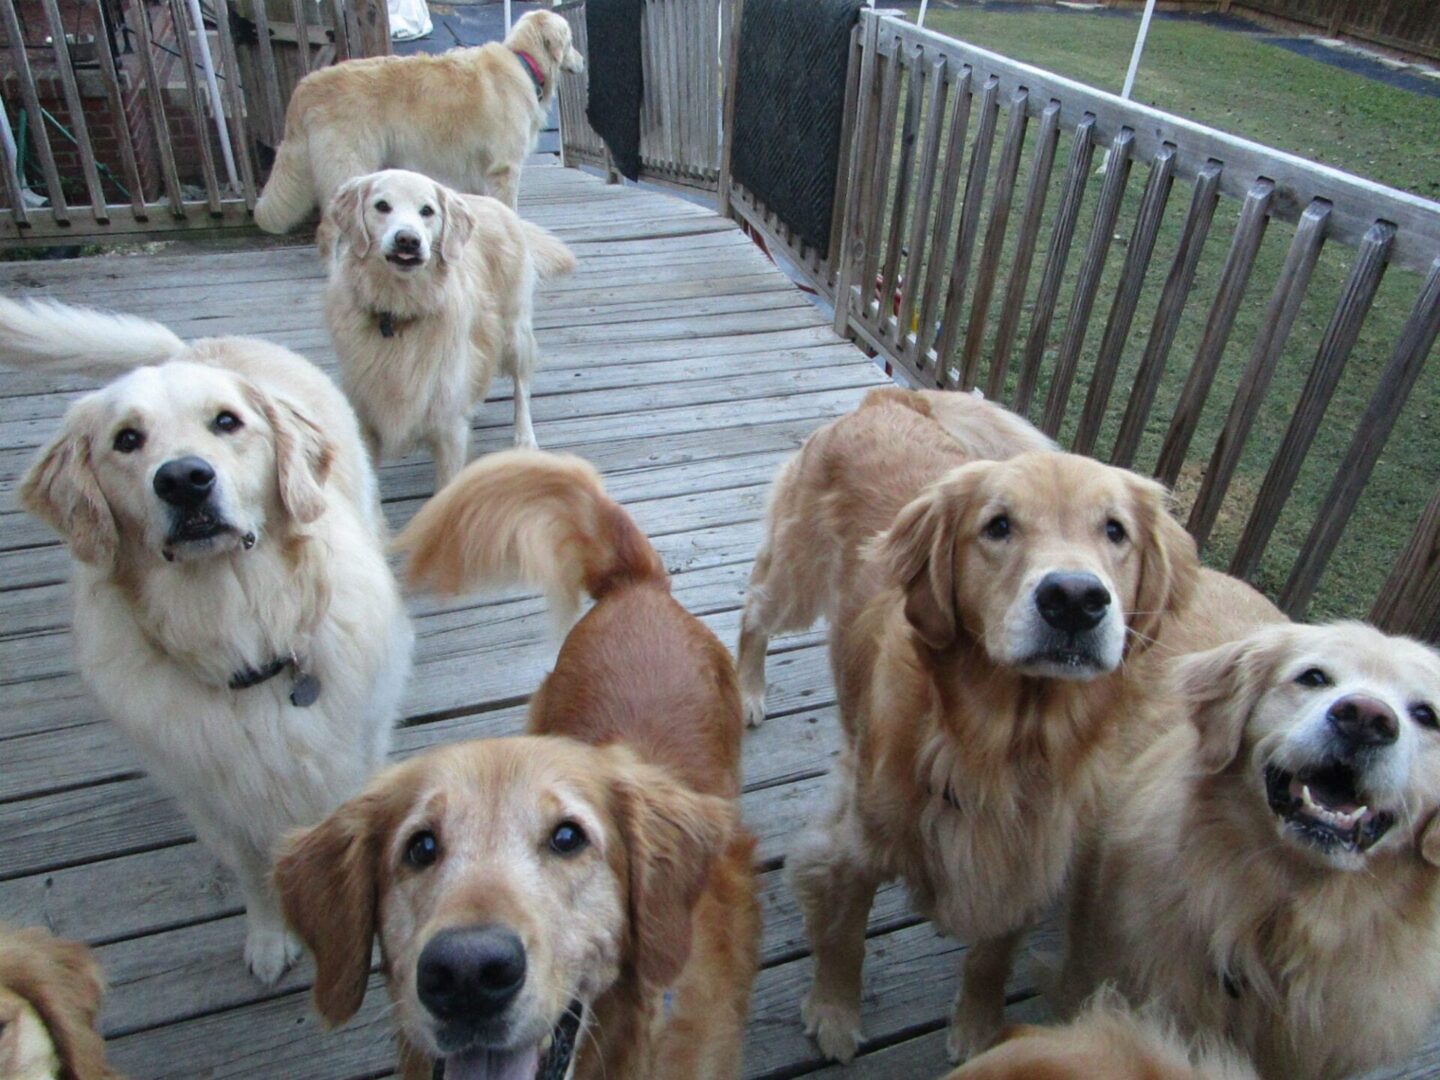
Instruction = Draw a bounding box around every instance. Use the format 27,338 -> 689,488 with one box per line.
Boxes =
512,49 -> 546,99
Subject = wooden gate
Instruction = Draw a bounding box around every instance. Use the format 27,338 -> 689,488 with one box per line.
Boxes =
0,0 -> 388,245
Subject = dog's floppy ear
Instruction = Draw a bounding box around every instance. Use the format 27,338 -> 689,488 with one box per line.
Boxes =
610,758 -> 734,992
1128,474 -> 1199,650
327,176 -> 374,260
245,383 -> 334,525
1420,811 -> 1440,867
5,929 -> 112,1080
21,402 -> 118,568
1174,627 -> 1290,774
438,185 -> 477,266
873,463 -> 986,651
274,776 -> 407,1027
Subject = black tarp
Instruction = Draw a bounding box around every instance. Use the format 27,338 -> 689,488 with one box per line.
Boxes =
584,0 -> 644,181
730,0 -> 864,259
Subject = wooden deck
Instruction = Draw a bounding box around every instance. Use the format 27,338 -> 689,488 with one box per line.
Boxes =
0,163 -> 1434,1079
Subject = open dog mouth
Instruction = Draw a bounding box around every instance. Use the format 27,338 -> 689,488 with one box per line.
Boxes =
1264,762 -> 1395,854
386,250 -> 425,270
437,1002 -> 583,1080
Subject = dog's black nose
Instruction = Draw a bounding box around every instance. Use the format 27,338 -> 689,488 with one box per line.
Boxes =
1328,695 -> 1399,748
416,926 -> 527,1023
392,230 -> 421,254
1035,572 -> 1111,634
153,456 -> 216,508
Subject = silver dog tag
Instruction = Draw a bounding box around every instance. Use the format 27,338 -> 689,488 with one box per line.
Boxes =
290,671 -> 322,708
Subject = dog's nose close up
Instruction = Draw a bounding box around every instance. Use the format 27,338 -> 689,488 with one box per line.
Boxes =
153,456 -> 216,508
392,230 -> 421,255
417,926 -> 528,1023
1327,695 -> 1399,749
1035,572 -> 1111,634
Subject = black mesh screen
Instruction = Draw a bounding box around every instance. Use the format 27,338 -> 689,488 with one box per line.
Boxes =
585,0 -> 644,181
730,0 -> 863,259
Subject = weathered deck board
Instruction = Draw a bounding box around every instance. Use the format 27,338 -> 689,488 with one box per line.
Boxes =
0,163 -> 1433,1079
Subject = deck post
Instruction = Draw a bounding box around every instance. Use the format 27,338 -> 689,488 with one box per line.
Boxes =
717,0 -> 744,218
832,10 -> 882,337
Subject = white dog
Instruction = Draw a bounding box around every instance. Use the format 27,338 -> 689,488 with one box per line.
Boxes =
253,10 -> 584,230
1,298 -> 414,983
322,168 -> 576,487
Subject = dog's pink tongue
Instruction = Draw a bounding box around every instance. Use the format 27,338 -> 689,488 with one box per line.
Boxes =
444,1045 -> 540,1080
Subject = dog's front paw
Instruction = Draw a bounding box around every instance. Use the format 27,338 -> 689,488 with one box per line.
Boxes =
742,692 -> 767,729
245,925 -> 303,985
802,992 -> 862,1064
945,1003 -> 1001,1065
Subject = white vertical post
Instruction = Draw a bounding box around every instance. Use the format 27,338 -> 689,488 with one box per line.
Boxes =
917,0 -> 928,26
1120,0 -> 1156,101
505,0 -> 512,32
185,0 -> 239,188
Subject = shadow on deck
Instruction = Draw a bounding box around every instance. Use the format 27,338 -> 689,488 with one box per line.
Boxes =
0,164 -> 1433,1079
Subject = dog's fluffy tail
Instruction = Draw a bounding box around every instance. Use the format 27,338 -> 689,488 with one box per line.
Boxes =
522,221 -> 577,281
253,133 -> 315,234
0,297 -> 184,374
395,450 -> 666,629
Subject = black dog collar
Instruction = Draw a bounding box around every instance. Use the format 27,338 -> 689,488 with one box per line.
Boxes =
228,655 -> 322,707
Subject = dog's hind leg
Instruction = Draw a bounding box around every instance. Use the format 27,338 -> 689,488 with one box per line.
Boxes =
947,928 -> 1025,1063
736,546 -> 777,728
789,774 -> 880,1064
485,164 -> 520,209
508,326 -> 539,449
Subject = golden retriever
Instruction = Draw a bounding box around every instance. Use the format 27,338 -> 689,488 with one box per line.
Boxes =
736,386 -> 1056,727
253,11 -> 584,231
276,450 -> 760,1080
0,925 -> 118,1080
742,389 -> 1211,1064
323,169 -> 576,485
0,298 -> 413,983
941,990 -> 1257,1080
1059,621 -> 1440,1079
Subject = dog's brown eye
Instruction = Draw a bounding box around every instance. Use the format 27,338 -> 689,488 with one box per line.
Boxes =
405,829 -> 439,868
375,200 -> 392,214
1296,667 -> 1330,688
113,427 -> 144,453
213,410 -> 243,434
549,821 -> 587,856
1411,703 -> 1438,730
983,514 -> 1011,541
1105,518 -> 1127,544
419,205 -> 435,218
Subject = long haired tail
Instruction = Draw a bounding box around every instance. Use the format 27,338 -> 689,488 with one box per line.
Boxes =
253,134 -> 316,234
395,450 -> 666,629
521,221 -> 577,281
0,297 -> 184,374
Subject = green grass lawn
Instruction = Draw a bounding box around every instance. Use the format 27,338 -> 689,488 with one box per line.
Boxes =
896,8 -> 1440,620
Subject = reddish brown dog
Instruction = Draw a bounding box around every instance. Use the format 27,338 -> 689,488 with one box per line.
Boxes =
276,450 -> 760,1080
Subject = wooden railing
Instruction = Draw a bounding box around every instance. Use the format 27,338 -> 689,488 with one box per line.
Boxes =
555,0 -> 724,191
729,9 -> 1440,632
0,0 -> 388,245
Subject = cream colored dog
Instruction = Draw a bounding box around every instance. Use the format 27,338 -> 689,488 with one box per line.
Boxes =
1,298 -> 413,984
323,169 -> 575,487
254,10 -> 584,231
1060,621 -> 1440,1079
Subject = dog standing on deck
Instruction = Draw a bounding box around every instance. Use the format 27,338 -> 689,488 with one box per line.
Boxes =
253,9 -> 584,231
323,169 -> 575,487
277,451 -> 761,1079
0,298 -> 413,984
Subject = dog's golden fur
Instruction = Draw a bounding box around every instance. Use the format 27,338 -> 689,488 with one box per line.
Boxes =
1059,621 -> 1440,1079
254,11 -> 583,231
0,924 -> 118,1080
737,389 -> 1248,1064
277,451 -> 760,1080
1,297 -> 412,984
942,990 -> 1257,1080
322,169 -> 575,485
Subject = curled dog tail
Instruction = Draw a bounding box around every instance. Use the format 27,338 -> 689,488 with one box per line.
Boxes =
521,221 -> 577,281
0,297 -> 184,374
395,450 -> 666,630
253,132 -> 316,234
